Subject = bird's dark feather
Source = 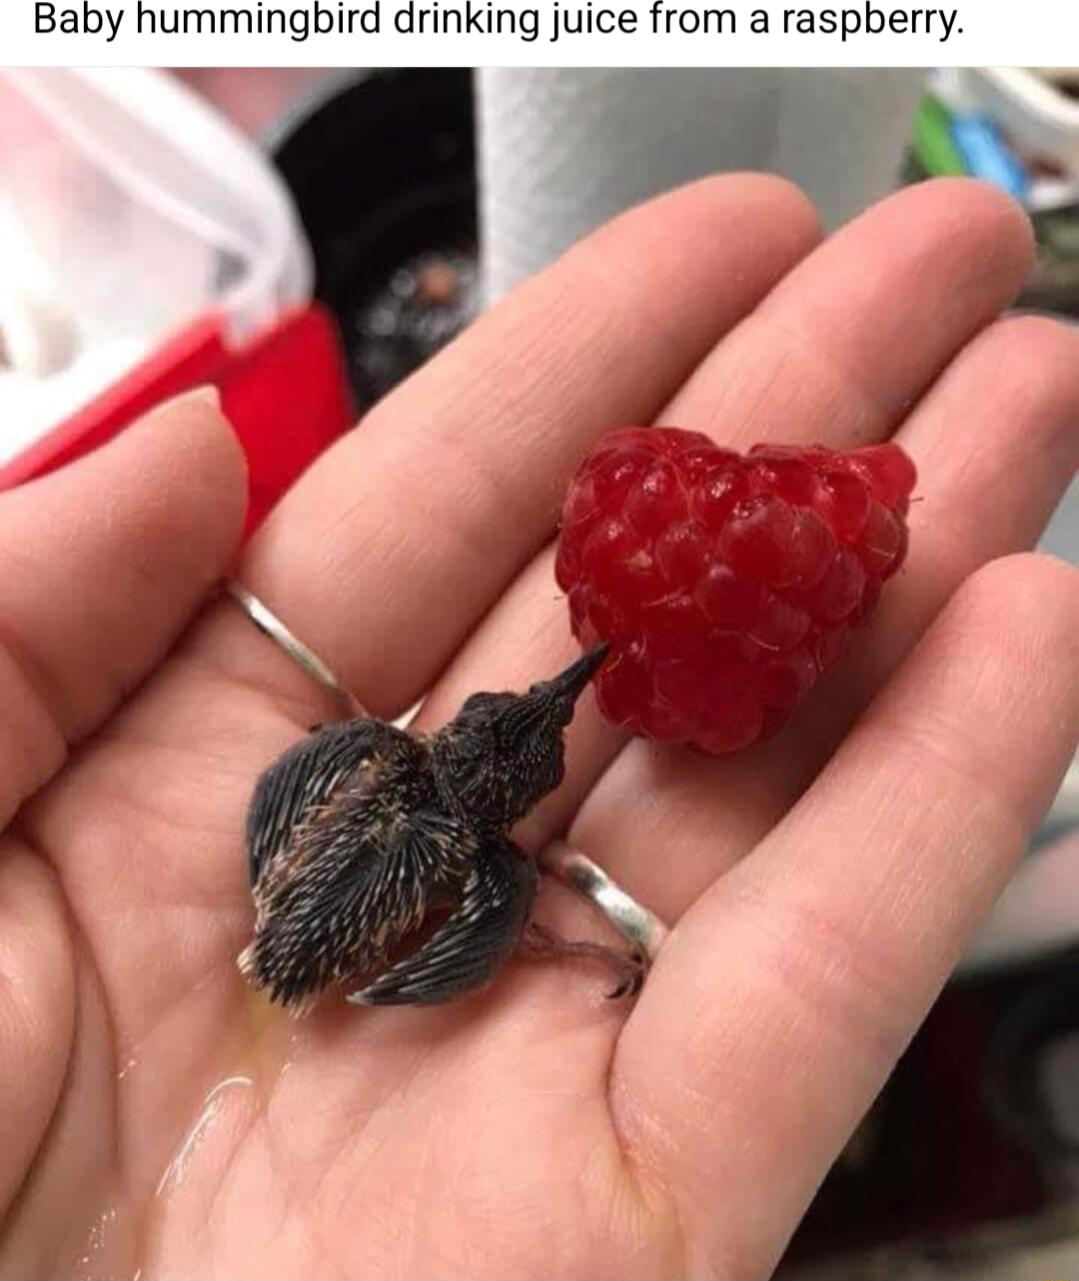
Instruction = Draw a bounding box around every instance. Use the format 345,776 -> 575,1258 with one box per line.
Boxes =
350,839 -> 537,1006
242,722 -> 478,1007
246,719 -> 405,888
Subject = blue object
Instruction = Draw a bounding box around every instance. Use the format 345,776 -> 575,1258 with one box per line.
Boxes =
949,112 -> 1032,201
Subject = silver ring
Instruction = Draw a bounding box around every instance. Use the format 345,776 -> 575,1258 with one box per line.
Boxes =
542,840 -> 669,963
225,580 -> 668,960
224,579 -> 364,718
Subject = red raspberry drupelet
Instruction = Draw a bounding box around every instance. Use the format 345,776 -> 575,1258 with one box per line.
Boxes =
556,427 -> 916,754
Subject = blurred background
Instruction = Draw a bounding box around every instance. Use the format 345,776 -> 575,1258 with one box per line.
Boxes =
0,66 -> 1077,1279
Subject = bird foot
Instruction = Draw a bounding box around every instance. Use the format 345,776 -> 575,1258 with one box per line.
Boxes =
521,921 -> 646,999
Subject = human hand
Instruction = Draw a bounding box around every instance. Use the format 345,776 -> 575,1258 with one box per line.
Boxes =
1,175 -> 1077,1280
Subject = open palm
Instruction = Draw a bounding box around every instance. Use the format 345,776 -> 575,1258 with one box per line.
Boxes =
2,176 -> 1077,1281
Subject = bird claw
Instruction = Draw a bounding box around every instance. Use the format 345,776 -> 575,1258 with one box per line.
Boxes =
604,949 -> 647,1000
522,922 -> 647,998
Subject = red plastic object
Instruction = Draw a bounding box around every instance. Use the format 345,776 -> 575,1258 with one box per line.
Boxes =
0,302 -> 355,534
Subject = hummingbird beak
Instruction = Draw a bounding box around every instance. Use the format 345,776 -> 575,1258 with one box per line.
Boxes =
542,644 -> 610,707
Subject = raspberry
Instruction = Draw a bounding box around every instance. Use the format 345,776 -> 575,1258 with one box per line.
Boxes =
556,428 -> 916,754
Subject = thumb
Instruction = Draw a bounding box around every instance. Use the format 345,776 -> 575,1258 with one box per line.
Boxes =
0,388 -> 247,1220
0,388 -> 248,825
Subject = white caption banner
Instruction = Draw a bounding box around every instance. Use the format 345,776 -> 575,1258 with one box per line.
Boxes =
2,0 -> 1077,65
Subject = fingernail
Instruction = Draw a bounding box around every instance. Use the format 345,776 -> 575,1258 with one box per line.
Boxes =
154,384 -> 222,415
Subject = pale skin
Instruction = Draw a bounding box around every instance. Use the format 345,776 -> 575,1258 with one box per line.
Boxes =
1,175 -> 1078,1281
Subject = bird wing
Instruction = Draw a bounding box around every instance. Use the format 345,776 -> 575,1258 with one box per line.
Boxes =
243,801 -> 479,1008
245,719 -> 404,888
347,839 -> 537,1007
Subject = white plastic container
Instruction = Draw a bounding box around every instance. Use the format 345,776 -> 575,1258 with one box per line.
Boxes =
0,68 -> 311,463
964,68 -> 1079,173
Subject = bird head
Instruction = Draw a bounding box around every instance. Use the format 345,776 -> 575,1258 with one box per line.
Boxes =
431,645 -> 609,831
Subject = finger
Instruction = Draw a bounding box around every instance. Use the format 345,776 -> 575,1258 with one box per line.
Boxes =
613,554 -> 1079,1277
0,391 -> 247,824
882,312 -> 1079,662
411,181 -> 1035,822
212,175 -> 820,718
663,177 -> 1034,445
570,312 -> 1079,917
0,843 -> 72,1216
0,391 -> 246,1222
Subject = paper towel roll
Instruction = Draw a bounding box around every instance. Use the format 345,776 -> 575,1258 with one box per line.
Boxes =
477,68 -> 924,298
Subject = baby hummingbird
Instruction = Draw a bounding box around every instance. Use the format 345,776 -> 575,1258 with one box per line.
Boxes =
239,646 -> 642,1009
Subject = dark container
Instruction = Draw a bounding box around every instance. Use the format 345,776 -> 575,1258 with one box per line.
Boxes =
271,69 -> 479,409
